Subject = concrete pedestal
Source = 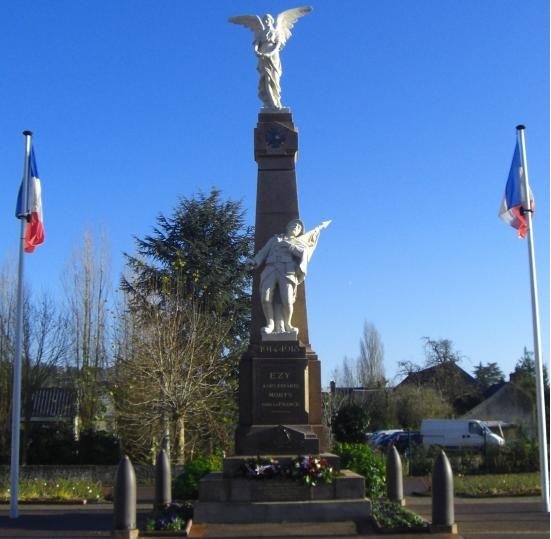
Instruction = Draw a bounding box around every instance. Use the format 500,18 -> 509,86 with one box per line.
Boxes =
194,469 -> 371,525
235,341 -> 329,455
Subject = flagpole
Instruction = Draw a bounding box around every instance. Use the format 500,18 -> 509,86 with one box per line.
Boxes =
10,130 -> 32,519
516,124 -> 549,513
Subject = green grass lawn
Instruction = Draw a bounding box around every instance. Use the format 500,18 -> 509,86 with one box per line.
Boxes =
453,472 -> 540,497
0,478 -> 103,503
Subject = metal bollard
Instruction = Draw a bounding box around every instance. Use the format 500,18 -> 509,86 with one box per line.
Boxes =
386,445 -> 405,505
154,448 -> 172,510
112,455 -> 139,539
431,450 -> 458,534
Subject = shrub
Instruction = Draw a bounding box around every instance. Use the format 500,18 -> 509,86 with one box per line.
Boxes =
26,426 -> 78,465
332,404 -> 369,443
408,445 -> 488,476
484,439 -> 539,473
334,442 -> 385,498
145,502 -> 193,531
26,427 -> 120,465
77,430 -> 120,464
406,444 -> 440,476
447,450 -> 484,474
173,454 -> 222,500
371,498 -> 429,530
407,439 -> 540,476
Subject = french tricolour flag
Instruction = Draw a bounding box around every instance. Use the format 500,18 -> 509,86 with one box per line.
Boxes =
498,140 -> 533,239
16,147 -> 45,253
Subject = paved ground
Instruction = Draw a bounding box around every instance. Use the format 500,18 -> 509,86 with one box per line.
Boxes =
407,495 -> 549,539
0,503 -> 113,538
0,495 -> 548,539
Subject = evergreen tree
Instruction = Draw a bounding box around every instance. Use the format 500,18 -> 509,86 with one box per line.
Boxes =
473,362 -> 505,390
510,348 -> 550,441
512,348 -> 549,401
121,189 -> 254,349
332,404 -> 370,443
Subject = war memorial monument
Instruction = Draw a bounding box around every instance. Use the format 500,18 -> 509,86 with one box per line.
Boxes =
193,7 -> 371,526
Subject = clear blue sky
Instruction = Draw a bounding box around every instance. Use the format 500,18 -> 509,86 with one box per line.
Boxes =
1,1 -> 549,387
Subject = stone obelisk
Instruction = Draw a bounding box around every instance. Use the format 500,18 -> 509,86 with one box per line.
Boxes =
234,109 -> 329,455
250,112 -> 308,345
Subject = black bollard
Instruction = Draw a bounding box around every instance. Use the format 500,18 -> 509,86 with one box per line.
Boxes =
386,445 -> 405,505
431,450 -> 458,534
154,448 -> 172,510
112,455 -> 138,539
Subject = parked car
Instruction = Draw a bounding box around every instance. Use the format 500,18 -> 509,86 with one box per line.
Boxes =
367,429 -> 403,448
420,419 -> 505,449
383,430 -> 422,454
374,433 -> 395,450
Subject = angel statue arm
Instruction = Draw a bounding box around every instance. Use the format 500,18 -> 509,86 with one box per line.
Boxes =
229,6 -> 312,109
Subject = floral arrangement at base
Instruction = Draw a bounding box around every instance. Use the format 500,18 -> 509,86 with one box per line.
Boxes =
285,456 -> 335,486
145,502 -> 193,532
243,457 -> 281,478
242,455 -> 336,486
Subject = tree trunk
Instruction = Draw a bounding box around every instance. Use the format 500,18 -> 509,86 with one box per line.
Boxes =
172,415 -> 186,464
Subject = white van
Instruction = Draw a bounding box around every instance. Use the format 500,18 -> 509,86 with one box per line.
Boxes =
420,419 -> 505,449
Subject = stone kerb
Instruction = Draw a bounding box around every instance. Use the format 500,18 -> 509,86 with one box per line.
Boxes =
194,499 -> 372,526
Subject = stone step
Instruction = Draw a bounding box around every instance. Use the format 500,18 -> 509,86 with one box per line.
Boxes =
193,498 -> 371,525
188,520 -> 360,537
199,470 -> 365,502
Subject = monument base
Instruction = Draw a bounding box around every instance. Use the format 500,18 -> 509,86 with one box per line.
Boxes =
261,329 -> 299,341
193,468 -> 371,525
235,341 -> 329,455
235,424 -> 323,455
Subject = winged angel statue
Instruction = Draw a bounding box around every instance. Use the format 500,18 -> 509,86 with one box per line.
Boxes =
229,6 -> 312,109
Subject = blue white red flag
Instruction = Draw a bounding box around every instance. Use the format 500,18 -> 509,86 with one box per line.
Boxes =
498,140 -> 533,239
15,147 -> 45,253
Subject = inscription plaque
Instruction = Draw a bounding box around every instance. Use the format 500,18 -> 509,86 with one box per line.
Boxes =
253,358 -> 308,424
259,342 -> 302,355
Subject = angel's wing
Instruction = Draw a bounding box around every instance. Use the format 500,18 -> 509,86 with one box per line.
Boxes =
275,6 -> 312,45
228,14 -> 264,35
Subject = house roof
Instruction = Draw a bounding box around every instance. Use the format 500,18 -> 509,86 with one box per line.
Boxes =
396,362 -> 478,388
483,381 -> 507,399
31,387 -> 76,420
462,382 -> 534,420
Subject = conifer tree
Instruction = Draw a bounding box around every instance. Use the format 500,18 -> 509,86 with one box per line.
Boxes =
121,188 -> 253,350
